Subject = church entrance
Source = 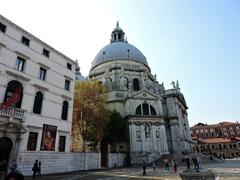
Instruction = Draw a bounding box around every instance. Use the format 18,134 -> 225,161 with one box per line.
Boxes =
0,137 -> 13,174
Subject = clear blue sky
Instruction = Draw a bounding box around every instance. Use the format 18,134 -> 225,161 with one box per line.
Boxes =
1,0 -> 239,126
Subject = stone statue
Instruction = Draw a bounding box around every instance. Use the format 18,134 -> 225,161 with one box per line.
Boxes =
145,79 -> 153,91
145,125 -> 151,138
105,77 -> 112,91
176,80 -> 180,90
156,130 -> 160,138
136,130 -> 141,138
171,80 -> 180,90
120,76 -> 128,90
171,81 -> 176,89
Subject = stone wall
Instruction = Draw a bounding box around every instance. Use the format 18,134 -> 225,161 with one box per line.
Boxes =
108,153 -> 126,168
17,152 -> 101,176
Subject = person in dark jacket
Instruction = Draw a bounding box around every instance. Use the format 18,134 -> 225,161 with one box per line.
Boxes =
32,160 -> 38,179
185,156 -> 190,171
142,160 -> 146,175
36,161 -> 41,177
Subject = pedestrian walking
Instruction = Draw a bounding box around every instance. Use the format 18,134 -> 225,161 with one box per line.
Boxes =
32,160 -> 38,179
192,155 -> 199,172
164,159 -> 169,170
185,156 -> 190,171
196,156 -> 200,172
36,161 -> 41,177
152,162 -> 155,171
142,160 -> 146,175
172,160 -> 177,173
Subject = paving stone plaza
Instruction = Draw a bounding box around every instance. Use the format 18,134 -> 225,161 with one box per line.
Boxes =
23,159 -> 240,180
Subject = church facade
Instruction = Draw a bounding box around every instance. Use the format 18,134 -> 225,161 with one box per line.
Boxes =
89,23 -> 193,163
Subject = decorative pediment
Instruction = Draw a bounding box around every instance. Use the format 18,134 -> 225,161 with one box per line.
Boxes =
127,90 -> 159,100
0,121 -> 27,133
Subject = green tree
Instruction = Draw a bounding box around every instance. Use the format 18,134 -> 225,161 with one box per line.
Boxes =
104,110 -> 128,145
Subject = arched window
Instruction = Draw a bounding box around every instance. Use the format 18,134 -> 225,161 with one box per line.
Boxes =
135,103 -> 155,116
61,101 -> 68,120
142,103 -> 149,115
133,78 -> 140,91
135,105 -> 142,115
33,91 -> 43,114
150,105 -> 157,116
4,80 -> 23,108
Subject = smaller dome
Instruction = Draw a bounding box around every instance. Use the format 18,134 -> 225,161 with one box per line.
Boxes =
75,60 -> 86,81
75,73 -> 86,81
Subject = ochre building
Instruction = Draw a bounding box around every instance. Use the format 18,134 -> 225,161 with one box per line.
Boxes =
191,121 -> 240,158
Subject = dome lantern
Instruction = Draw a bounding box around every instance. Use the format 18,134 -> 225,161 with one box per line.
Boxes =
111,21 -> 125,43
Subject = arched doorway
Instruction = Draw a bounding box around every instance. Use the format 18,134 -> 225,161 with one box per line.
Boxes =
0,137 -> 13,174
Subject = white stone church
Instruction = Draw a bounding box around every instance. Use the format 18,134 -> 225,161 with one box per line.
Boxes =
89,23 -> 193,163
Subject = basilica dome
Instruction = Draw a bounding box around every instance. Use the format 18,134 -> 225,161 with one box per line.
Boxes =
91,22 -> 148,69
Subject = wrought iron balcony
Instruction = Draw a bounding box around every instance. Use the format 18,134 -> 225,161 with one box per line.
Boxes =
0,107 -> 26,121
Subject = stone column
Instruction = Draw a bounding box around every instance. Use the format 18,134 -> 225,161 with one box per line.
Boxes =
12,137 -> 21,161
140,123 -> 145,152
128,75 -> 133,91
159,121 -> 169,154
176,106 -> 185,151
158,126 -> 163,153
152,124 -> 157,151
184,113 -> 192,151
170,119 -> 181,153
129,122 -> 134,153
